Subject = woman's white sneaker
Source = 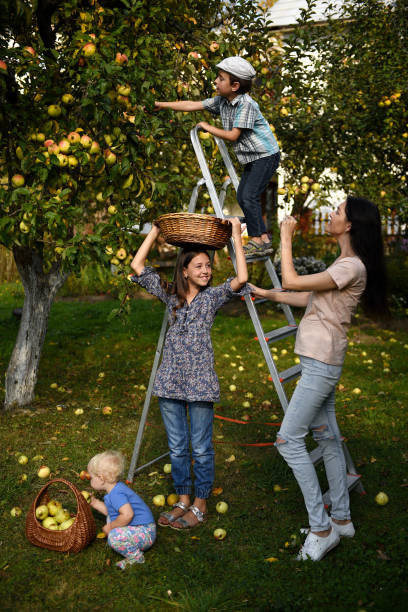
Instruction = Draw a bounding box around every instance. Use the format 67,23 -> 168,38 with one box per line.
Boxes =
296,528 -> 340,561
330,517 -> 355,538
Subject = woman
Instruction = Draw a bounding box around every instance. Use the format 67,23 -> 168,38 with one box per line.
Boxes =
250,196 -> 387,561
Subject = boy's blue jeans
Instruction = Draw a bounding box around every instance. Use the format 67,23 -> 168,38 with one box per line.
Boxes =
158,397 -> 214,499
237,152 -> 280,237
276,356 -> 350,532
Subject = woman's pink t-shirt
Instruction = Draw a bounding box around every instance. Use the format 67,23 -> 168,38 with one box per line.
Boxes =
294,256 -> 367,366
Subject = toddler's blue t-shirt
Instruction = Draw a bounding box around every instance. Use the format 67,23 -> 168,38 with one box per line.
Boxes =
104,481 -> 154,526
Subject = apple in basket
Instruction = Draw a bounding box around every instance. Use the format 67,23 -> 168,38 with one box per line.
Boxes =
54,508 -> 71,524
47,500 -> 62,516
59,518 -> 75,530
35,505 -> 49,520
42,516 -> 58,530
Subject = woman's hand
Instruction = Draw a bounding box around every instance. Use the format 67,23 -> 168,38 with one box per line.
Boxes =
197,121 -> 210,132
102,523 -> 112,536
280,216 -> 297,241
248,283 -> 265,299
229,216 -> 243,235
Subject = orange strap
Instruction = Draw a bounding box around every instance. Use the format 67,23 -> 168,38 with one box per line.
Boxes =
214,414 -> 281,427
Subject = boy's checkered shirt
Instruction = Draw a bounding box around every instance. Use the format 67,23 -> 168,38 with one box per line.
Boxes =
202,93 -> 279,165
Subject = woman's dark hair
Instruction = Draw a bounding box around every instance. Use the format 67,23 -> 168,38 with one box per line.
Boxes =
345,195 -> 388,317
226,71 -> 252,94
161,247 -> 211,317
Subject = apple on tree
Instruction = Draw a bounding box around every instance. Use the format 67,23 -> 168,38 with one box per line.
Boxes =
12,174 -> 25,188
47,104 -> 62,117
82,43 -> 96,57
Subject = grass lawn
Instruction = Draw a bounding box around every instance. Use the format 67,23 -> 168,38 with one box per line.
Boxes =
0,280 -> 407,612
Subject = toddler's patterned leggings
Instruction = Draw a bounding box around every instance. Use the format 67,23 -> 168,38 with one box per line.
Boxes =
107,522 -> 156,566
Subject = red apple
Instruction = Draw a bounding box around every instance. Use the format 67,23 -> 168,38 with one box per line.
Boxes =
58,139 -> 70,153
44,139 -> 55,148
68,131 -> 81,144
116,94 -> 129,106
48,143 -> 60,155
209,42 -> 219,52
82,43 -> 96,57
188,51 -> 199,59
24,46 -> 36,57
80,134 -> 92,148
89,141 -> 100,154
104,149 -> 117,165
79,470 -> 91,480
0,60 -> 7,73
115,53 -> 128,65
12,174 -> 25,188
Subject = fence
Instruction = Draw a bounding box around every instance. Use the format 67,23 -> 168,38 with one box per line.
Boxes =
312,207 -> 404,236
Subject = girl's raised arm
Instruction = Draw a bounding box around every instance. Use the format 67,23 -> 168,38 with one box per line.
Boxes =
130,224 -> 161,276
229,217 -> 248,291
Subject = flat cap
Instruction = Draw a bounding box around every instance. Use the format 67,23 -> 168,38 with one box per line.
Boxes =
216,56 -> 256,80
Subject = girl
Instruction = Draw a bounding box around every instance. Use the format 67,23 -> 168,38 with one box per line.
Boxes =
250,196 -> 387,561
88,450 -> 156,569
130,217 -> 248,529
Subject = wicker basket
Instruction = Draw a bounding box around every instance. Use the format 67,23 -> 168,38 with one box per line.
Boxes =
25,478 -> 96,553
156,213 -> 232,249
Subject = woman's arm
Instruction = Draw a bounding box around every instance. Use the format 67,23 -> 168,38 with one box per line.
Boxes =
130,224 -> 161,276
102,503 -> 134,535
229,217 -> 248,291
280,217 -> 337,292
155,100 -> 204,112
249,284 -> 311,308
197,121 -> 241,142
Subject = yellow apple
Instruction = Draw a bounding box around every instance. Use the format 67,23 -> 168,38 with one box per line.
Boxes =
10,507 -> 22,517
18,454 -> 28,465
375,492 -> 389,506
55,508 -> 71,524
108,204 -> 117,215
37,465 -> 51,479
167,493 -> 178,506
216,501 -> 228,514
47,500 -> 62,516
35,505 -> 49,520
42,516 -> 58,529
163,463 -> 172,474
102,406 -> 112,415
81,490 -> 91,503
47,104 -> 62,117
59,518 -> 75,530
152,494 -> 165,507
213,528 -> 227,540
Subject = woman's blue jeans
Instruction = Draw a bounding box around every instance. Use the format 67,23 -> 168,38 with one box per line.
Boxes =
276,356 -> 350,532
236,152 -> 280,237
158,397 -> 214,499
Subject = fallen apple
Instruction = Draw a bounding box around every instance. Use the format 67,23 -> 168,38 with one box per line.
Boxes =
35,505 -> 49,520
167,493 -> 178,506
152,494 -> 165,507
37,465 -> 51,479
213,528 -> 227,540
163,463 -> 172,474
18,454 -> 28,465
79,470 -> 91,480
10,506 -> 22,517
216,501 -> 228,514
102,406 -> 112,415
375,492 -> 389,506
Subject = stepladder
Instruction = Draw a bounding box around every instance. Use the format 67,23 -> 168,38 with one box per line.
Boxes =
128,126 -> 365,506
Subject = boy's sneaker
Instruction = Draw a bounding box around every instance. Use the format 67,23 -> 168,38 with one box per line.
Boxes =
330,518 -> 355,538
243,240 -> 267,258
296,528 -> 340,561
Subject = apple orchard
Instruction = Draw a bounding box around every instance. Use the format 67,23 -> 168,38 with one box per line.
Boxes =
0,0 -> 406,410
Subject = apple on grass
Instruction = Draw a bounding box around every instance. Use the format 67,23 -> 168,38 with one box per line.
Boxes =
375,492 -> 389,505
167,493 -> 178,506
102,406 -> 112,415
18,454 -> 28,465
79,470 -> 91,481
213,528 -> 227,540
152,494 -> 165,507
10,507 -> 22,517
216,501 -> 228,514
163,463 -> 172,474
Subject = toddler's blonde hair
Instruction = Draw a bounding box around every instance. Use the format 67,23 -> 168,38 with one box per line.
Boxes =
88,450 -> 125,483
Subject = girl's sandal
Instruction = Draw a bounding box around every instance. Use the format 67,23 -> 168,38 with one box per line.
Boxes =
170,505 -> 207,531
158,501 -> 188,527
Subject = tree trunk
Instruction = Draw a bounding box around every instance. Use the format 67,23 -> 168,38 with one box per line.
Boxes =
3,247 -> 68,410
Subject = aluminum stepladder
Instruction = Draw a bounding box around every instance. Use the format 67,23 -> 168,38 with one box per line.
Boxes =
128,126 -> 364,505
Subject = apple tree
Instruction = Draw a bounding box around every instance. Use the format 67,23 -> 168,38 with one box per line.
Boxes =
261,0 -> 408,219
0,0 -> 276,409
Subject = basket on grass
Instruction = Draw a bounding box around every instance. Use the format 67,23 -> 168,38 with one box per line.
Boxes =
25,478 -> 96,553
156,213 -> 232,249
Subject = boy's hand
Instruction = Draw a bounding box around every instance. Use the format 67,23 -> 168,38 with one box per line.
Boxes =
248,283 -> 264,299
197,121 -> 210,132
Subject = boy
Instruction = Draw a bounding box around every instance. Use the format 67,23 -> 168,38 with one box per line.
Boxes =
155,56 -> 280,257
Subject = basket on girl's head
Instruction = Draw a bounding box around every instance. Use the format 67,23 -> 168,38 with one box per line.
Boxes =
156,213 -> 232,249
25,478 -> 96,552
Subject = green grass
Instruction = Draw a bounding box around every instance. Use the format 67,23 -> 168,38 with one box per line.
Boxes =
0,282 -> 407,612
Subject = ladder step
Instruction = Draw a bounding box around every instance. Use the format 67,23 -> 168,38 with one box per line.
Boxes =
278,363 -> 302,384
322,473 -> 363,507
264,325 -> 297,343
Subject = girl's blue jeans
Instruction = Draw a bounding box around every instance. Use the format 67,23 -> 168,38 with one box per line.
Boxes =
158,397 -> 214,499
237,152 -> 280,237
276,356 -> 350,532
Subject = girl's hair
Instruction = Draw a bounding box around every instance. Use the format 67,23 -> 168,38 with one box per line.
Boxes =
161,247 -> 211,316
226,71 -> 252,94
88,450 -> 125,483
345,195 -> 388,317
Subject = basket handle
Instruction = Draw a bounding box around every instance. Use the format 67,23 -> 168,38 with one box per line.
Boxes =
33,477 -> 88,511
